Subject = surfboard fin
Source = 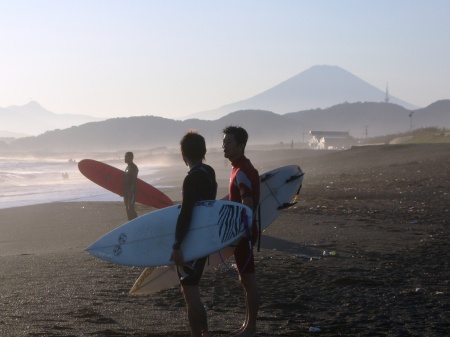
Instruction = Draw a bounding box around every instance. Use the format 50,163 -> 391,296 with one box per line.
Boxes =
285,172 -> 304,183
260,170 -> 279,183
277,202 -> 298,210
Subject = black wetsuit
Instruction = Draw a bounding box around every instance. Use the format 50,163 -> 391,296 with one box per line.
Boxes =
124,162 -> 138,220
173,163 -> 217,286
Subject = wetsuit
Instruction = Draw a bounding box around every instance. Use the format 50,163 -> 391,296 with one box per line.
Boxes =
124,162 -> 138,220
173,163 -> 217,286
228,155 -> 260,274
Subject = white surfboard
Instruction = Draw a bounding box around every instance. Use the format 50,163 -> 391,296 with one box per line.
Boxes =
85,200 -> 253,267
130,165 -> 304,294
130,246 -> 236,294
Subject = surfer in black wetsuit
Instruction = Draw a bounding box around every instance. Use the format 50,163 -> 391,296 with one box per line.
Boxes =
123,151 -> 138,220
171,131 -> 217,337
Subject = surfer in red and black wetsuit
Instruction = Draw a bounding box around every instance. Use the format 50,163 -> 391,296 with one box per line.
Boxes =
222,126 -> 260,337
123,151 -> 138,220
171,131 -> 217,337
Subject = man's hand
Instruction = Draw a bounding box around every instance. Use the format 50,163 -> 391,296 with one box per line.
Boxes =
171,249 -> 184,265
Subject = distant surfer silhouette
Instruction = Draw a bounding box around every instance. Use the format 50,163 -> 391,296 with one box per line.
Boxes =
123,152 -> 138,220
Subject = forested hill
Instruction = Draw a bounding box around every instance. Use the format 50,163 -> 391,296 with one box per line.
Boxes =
3,100 -> 449,153
6,111 -> 299,152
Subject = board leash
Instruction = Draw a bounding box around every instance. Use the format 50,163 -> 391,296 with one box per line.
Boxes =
241,212 -> 254,273
257,203 -> 262,252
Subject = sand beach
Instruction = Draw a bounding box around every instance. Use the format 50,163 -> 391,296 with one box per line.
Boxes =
0,144 -> 448,336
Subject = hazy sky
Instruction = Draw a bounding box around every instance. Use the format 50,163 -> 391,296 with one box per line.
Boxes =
1,0 -> 449,119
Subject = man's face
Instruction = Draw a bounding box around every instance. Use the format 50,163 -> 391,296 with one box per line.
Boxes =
222,134 -> 243,161
125,153 -> 132,163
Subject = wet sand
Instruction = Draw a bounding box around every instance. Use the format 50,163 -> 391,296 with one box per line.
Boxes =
0,144 -> 448,336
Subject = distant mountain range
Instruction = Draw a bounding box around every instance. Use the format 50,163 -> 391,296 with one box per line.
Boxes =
3,100 -> 449,153
1,65 -> 449,152
0,101 -> 102,137
184,65 -> 418,120
1,65 -> 422,137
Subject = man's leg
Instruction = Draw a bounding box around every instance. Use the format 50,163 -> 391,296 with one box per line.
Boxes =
124,194 -> 137,220
128,205 -> 137,220
234,273 -> 259,337
129,193 -> 137,220
182,285 -> 209,337
233,229 -> 259,337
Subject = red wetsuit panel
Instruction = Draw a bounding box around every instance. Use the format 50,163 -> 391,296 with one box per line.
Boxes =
229,156 -> 260,274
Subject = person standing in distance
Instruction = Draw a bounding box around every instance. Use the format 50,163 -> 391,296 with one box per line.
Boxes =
123,151 -> 138,220
222,126 -> 260,337
171,131 -> 217,337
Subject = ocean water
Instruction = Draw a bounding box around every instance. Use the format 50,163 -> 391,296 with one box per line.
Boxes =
0,157 -> 168,209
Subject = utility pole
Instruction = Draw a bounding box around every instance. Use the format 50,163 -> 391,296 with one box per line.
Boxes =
384,83 -> 390,103
364,125 -> 368,138
408,111 -> 414,132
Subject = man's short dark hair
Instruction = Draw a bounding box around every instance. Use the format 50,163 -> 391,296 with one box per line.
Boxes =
125,152 -> 134,159
223,126 -> 248,147
180,130 -> 206,161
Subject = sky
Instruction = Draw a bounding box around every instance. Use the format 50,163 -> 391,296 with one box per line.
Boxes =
1,0 -> 449,119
